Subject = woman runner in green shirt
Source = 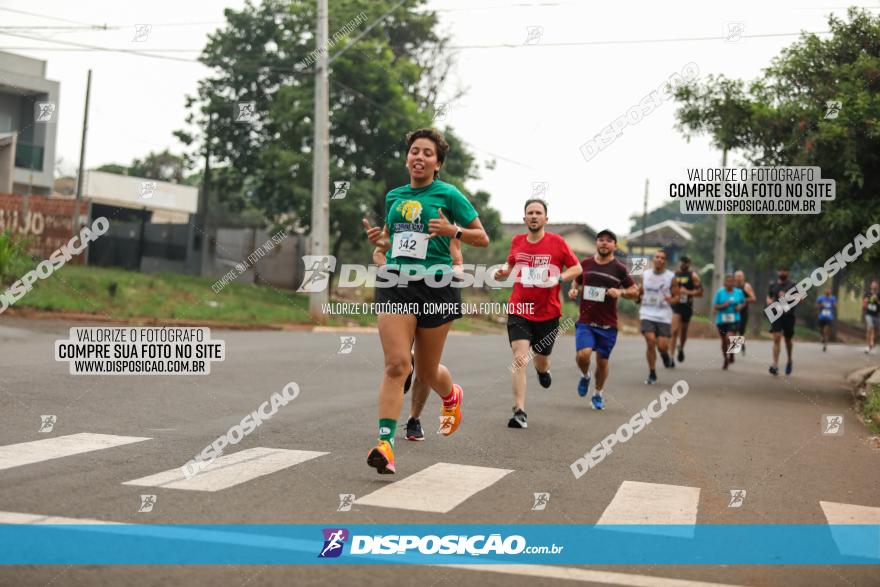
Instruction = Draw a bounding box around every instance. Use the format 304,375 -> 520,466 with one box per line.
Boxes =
362,128 -> 489,474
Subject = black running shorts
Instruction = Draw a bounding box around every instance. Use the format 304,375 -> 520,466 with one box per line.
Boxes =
769,312 -> 795,339
374,272 -> 462,329
672,303 -> 693,323
717,322 -> 739,336
507,314 -> 560,356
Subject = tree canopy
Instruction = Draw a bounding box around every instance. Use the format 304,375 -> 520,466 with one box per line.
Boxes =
176,0 -> 499,259
673,8 -> 880,280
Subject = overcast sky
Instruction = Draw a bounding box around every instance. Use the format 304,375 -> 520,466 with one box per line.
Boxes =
0,0 -> 871,235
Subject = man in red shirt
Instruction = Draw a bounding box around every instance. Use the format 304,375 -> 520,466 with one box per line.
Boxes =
567,230 -> 638,410
494,199 -> 582,428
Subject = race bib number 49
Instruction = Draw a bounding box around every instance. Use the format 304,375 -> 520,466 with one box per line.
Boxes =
391,231 -> 429,259
584,286 -> 606,302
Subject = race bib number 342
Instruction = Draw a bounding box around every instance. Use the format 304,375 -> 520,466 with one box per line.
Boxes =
391,231 -> 429,259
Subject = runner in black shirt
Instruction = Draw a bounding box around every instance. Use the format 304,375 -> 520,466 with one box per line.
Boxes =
669,256 -> 703,366
766,266 -> 796,376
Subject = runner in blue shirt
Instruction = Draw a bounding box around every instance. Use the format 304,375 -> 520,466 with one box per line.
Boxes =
816,288 -> 837,352
713,273 -> 746,370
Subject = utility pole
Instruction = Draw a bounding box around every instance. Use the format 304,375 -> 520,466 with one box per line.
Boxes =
196,113 -> 213,276
641,178 -> 648,258
712,148 -> 728,300
308,0 -> 330,322
72,69 -> 92,238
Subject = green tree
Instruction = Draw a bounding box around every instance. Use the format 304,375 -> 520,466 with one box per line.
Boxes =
177,0 -> 498,268
95,150 -> 191,183
673,8 -> 880,282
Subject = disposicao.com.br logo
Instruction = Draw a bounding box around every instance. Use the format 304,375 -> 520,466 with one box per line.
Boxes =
318,529 -> 563,558
297,256 -> 564,292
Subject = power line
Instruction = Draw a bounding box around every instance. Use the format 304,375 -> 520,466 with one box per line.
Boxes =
0,29 -> 837,59
0,7 -> 103,27
0,26 -> 113,31
0,31 -> 200,63
447,30 -> 833,50
0,46 -> 201,52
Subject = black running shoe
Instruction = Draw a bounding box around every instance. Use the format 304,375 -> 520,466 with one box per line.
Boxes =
403,354 -> 415,394
769,365 -> 779,376
677,348 -> 685,363
508,408 -> 528,429
645,371 -> 657,385
536,370 -> 552,389
660,352 -> 672,368
405,416 -> 424,441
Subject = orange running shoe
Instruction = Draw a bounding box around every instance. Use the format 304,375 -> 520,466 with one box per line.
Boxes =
438,384 -> 463,436
367,440 -> 396,474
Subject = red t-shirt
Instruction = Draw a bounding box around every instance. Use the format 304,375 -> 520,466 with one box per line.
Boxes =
576,256 -> 634,329
506,232 -> 579,322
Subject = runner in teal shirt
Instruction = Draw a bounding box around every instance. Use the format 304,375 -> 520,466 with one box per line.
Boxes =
713,273 -> 746,369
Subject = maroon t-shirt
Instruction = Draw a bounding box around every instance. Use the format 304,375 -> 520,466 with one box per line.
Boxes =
576,256 -> 634,329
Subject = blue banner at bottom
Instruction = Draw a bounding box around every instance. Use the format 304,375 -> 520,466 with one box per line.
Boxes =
1,524 -> 878,565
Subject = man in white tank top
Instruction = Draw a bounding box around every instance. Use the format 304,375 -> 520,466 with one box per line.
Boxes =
638,250 -> 679,384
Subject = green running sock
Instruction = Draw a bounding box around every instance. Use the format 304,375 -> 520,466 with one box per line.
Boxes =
379,418 -> 397,448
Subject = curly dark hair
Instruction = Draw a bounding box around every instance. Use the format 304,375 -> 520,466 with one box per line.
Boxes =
405,128 -> 449,178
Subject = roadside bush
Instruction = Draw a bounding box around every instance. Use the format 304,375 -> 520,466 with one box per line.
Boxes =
0,231 -> 33,286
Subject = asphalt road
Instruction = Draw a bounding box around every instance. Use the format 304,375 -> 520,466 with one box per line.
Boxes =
1,316 -> 878,587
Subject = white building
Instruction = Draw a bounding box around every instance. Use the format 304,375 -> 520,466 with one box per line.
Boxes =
0,51 -> 60,196
80,170 -> 198,224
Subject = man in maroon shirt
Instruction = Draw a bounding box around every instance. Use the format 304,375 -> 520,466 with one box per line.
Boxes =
567,229 -> 638,410
494,198 -> 582,429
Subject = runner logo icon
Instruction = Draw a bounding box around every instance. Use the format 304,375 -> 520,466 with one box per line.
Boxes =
728,489 -> 746,508
319,528 -> 349,558
727,336 -> 745,354
297,256 -> 337,293
332,181 -> 350,200
338,336 -> 356,354
629,257 -> 648,276
531,493 -> 550,511
337,494 -> 355,512
38,415 -> 56,433
138,495 -> 156,513
822,414 -> 844,435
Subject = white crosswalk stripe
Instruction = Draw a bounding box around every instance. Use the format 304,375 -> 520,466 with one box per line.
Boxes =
597,481 -> 701,537
356,462 -> 513,513
122,447 -> 327,492
0,511 -> 118,524
0,433 -> 151,472
820,500 -> 880,559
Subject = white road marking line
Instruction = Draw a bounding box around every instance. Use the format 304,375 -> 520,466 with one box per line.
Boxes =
0,512 -> 118,525
0,433 -> 151,472
356,462 -> 513,513
820,500 -> 880,524
446,565 -> 749,587
820,500 -> 880,559
0,511 -> 749,586
122,447 -> 327,492
597,481 -> 701,537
